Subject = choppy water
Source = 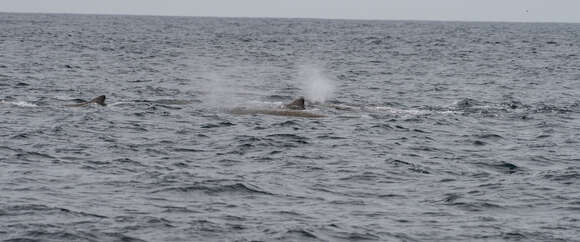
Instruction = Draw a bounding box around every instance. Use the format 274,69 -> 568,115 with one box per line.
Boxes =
1,13 -> 580,241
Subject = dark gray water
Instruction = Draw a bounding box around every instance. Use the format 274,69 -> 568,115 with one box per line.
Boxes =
1,13 -> 580,241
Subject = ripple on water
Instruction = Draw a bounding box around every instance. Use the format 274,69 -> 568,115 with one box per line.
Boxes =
472,161 -> 524,174
1,204 -> 107,218
201,121 -> 236,129
387,158 -> 433,175
265,133 -> 309,144
5,231 -> 148,242
539,167 -> 579,185
152,181 -> 274,196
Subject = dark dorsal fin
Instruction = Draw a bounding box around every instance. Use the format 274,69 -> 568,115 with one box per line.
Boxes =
90,95 -> 106,106
285,97 -> 305,110
64,95 -> 106,107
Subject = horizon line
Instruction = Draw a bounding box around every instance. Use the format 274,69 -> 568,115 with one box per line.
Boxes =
2,10 -> 580,25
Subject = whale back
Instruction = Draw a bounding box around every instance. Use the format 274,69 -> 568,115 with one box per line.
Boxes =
65,95 -> 106,107
230,107 -> 325,118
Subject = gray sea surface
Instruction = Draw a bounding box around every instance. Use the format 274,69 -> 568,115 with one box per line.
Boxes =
1,13 -> 580,241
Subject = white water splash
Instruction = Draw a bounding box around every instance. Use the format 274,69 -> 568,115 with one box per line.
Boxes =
1,101 -> 38,107
299,65 -> 335,103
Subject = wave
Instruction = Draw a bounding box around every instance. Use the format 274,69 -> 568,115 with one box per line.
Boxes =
152,182 -> 274,196
0,100 -> 38,107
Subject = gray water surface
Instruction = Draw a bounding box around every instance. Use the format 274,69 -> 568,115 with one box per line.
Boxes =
1,13 -> 580,241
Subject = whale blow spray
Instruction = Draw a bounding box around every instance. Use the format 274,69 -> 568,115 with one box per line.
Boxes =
299,65 -> 335,103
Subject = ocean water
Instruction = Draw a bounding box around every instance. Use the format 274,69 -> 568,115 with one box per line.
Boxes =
1,12 -> 580,241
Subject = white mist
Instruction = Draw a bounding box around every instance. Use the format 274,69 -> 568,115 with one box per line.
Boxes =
298,65 -> 335,103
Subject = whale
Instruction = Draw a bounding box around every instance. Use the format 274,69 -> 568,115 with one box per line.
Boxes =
65,95 -> 106,107
229,97 -> 326,118
62,95 -> 326,117
230,107 -> 326,118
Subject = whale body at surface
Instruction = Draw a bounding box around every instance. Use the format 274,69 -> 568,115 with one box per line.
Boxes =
229,97 -> 326,118
230,107 -> 326,118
